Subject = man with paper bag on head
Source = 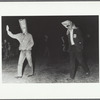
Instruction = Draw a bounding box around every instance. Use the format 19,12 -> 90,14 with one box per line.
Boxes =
61,20 -> 90,79
6,19 -> 34,78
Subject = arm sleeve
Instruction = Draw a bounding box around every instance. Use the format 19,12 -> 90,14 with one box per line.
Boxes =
77,29 -> 83,42
7,30 -> 19,40
30,35 -> 34,47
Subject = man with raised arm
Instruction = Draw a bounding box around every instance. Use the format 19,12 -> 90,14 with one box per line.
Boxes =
6,19 -> 34,78
61,20 -> 90,79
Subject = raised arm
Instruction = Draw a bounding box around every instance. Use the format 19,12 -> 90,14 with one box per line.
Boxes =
6,25 -> 18,39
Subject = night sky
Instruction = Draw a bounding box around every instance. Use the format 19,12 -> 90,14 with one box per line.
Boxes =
2,16 -> 99,60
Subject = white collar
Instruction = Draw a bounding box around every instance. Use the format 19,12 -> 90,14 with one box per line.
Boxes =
67,25 -> 77,35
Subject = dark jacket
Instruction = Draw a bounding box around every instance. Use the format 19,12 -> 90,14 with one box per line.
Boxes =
67,28 -> 83,52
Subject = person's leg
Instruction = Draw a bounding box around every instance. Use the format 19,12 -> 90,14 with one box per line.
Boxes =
26,50 -> 34,77
17,51 -> 26,78
76,50 -> 90,74
69,46 -> 76,79
4,49 -> 8,60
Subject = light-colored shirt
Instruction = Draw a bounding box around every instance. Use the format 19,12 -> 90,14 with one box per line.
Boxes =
66,25 -> 77,45
7,31 -> 34,50
69,29 -> 75,45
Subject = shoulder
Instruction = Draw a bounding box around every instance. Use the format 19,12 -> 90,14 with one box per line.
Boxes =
74,27 -> 79,31
27,33 -> 31,35
28,33 -> 33,37
74,28 -> 81,34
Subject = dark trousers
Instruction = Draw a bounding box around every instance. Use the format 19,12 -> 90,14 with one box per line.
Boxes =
69,45 -> 89,79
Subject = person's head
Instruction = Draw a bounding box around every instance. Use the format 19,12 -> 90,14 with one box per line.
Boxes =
4,39 -> 7,43
19,19 -> 28,34
61,20 -> 74,30
44,35 -> 48,39
8,42 -> 10,45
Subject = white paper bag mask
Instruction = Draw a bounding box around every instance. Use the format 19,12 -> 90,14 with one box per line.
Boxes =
61,20 -> 72,28
19,19 -> 27,31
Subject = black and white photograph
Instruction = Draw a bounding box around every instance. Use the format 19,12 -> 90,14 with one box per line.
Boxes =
2,16 -> 99,83
1,1 -> 100,99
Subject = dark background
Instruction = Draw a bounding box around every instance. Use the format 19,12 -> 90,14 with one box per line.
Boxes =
2,16 -> 99,63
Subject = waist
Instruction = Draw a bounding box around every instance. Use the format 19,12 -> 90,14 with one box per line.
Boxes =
70,45 -> 76,48
20,50 -> 31,51
19,47 -> 32,51
19,45 -> 32,50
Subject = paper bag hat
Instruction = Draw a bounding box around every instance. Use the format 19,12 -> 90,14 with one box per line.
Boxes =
61,20 -> 72,28
19,19 -> 27,30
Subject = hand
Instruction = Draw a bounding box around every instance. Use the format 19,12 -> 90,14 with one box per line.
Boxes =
6,25 -> 9,32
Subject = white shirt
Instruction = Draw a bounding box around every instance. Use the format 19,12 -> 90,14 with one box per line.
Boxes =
69,29 -> 75,45
66,25 -> 77,45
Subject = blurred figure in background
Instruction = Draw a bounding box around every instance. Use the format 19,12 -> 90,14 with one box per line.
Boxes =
2,39 -> 8,60
43,34 -> 49,57
2,39 -> 11,60
61,36 -> 66,52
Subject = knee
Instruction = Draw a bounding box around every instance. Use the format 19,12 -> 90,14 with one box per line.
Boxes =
29,63 -> 33,67
18,63 -> 23,67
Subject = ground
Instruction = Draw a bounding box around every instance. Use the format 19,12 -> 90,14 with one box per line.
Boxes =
2,53 -> 99,83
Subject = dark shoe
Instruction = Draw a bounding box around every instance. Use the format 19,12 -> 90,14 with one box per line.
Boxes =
15,76 -> 22,79
27,74 -> 34,77
66,77 -> 74,81
70,75 -> 75,79
66,75 -> 75,80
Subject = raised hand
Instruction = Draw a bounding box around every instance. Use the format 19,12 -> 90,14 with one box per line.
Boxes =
6,25 -> 9,32
5,25 -> 15,39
